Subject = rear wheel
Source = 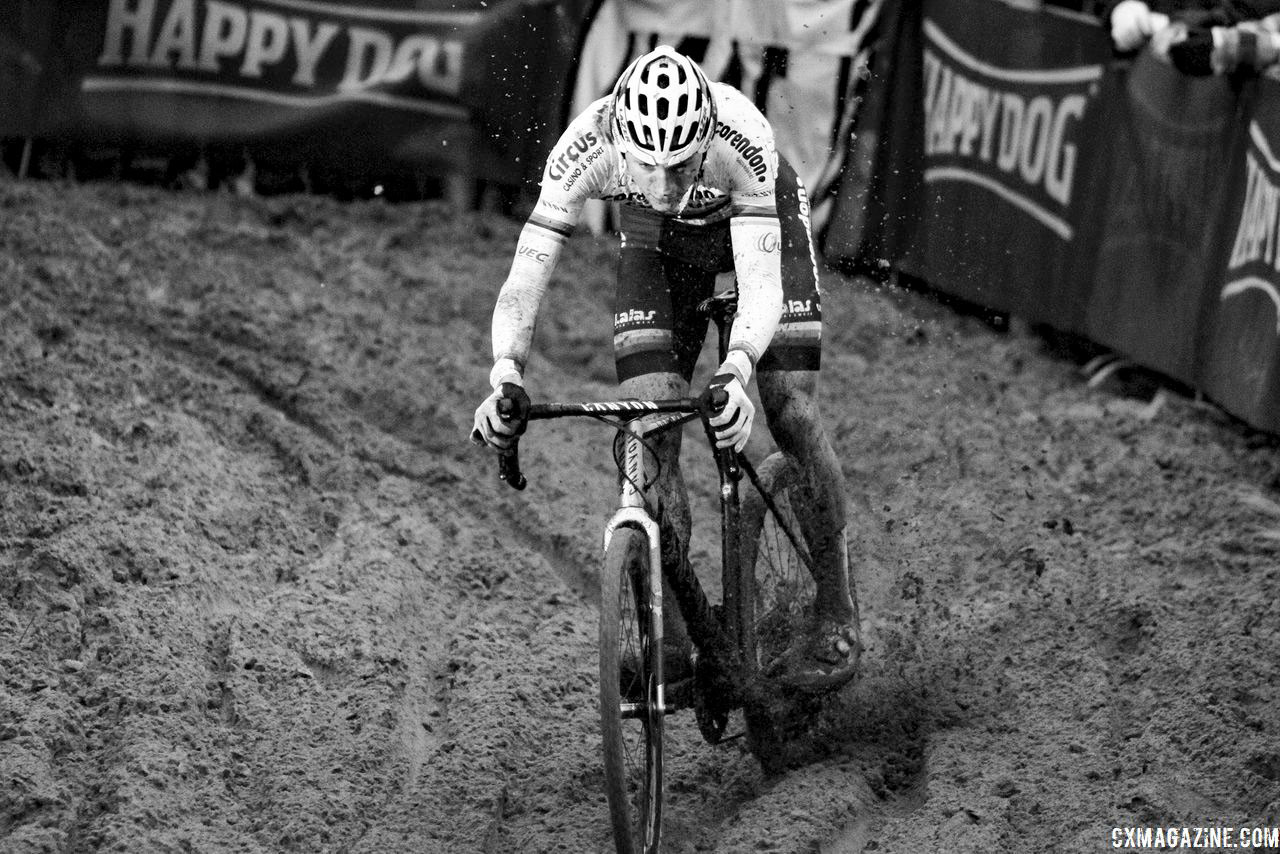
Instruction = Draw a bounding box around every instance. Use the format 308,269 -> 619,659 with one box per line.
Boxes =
599,526 -> 663,854
740,453 -> 816,670
738,453 -> 822,772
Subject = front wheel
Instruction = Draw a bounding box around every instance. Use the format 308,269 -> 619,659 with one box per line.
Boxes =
599,525 -> 663,854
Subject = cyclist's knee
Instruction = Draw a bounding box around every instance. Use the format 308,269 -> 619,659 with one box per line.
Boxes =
758,370 -> 825,455
619,372 -> 687,455
619,371 -> 687,399
757,368 -> 818,413
758,370 -> 848,522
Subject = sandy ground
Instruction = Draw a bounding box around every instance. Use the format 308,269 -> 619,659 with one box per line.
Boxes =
2,179 -> 1279,854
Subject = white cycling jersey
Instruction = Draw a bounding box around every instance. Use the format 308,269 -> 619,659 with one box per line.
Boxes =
489,82 -> 785,389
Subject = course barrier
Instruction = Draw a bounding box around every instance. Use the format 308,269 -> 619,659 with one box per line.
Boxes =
0,0 -> 881,208
823,0 -> 1280,435
4,1 -> 1275,432
0,0 -> 594,188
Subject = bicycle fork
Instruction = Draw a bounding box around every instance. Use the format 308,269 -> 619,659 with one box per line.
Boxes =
598,392 -> 753,732
602,423 -> 667,718
599,416 -> 735,720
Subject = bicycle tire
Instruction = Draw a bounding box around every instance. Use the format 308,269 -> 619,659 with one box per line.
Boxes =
739,452 -> 816,671
737,452 -> 822,772
599,525 -> 663,854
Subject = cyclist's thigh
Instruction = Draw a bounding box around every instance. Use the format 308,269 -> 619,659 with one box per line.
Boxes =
759,156 -> 823,379
615,208 -> 718,385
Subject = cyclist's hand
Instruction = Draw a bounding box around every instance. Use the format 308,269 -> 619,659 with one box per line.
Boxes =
705,373 -> 753,452
470,382 -> 530,451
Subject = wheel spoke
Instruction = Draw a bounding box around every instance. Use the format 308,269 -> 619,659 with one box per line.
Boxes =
750,485 -> 813,665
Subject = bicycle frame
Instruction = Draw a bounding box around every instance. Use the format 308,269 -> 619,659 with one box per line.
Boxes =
603,410 -> 681,718
497,395 -> 757,712
486,293 -> 836,852
492,291 -> 820,743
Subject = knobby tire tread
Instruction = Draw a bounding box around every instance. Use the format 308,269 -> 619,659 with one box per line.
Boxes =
737,453 -> 815,774
599,525 -> 662,854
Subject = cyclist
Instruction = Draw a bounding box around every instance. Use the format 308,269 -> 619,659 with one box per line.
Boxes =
471,45 -> 859,690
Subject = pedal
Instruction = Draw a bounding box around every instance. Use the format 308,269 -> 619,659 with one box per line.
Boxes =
692,654 -> 735,743
695,702 -> 729,744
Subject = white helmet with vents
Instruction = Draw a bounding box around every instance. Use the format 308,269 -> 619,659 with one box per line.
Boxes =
610,45 -> 717,167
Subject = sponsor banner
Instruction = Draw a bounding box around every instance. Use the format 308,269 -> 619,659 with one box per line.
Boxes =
822,0 -> 1280,434
1199,84 -> 1280,432
1,1 -> 58,138
1083,51 -> 1247,386
12,0 -> 589,184
898,0 -> 1108,323
86,0 -> 472,121
820,0 -> 921,276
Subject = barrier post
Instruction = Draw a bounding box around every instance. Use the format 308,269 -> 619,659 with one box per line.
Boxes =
17,137 -> 31,179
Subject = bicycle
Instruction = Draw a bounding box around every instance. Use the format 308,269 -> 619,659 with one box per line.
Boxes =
488,295 -> 857,854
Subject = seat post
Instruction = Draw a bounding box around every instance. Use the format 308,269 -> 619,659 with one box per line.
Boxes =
699,276 -> 738,363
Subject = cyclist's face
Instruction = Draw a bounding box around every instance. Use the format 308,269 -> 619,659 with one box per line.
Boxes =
625,154 -> 703,213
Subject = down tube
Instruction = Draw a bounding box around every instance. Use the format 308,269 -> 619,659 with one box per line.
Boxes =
720,467 -> 751,676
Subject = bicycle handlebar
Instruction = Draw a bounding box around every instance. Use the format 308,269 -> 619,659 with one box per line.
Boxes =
495,397 -> 528,490
493,391 -> 732,491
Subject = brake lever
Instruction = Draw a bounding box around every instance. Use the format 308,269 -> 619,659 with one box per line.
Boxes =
499,445 -> 526,490
699,387 -> 741,482
495,398 -> 527,490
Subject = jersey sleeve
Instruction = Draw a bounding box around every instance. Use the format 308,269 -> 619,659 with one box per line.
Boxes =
490,102 -> 614,382
532,99 -> 613,227
715,88 -> 784,373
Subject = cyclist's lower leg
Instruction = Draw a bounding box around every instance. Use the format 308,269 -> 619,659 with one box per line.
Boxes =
758,369 -> 858,629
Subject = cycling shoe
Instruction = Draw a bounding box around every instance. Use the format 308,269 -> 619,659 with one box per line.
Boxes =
772,618 -> 860,693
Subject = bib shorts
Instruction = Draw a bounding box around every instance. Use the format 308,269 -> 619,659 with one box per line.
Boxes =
612,156 -> 823,384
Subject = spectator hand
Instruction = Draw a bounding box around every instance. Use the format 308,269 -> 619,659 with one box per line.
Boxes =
1151,20 -> 1188,65
1111,0 -> 1170,52
705,373 -> 754,453
1207,26 -> 1280,75
470,382 -> 530,451
1168,26 -> 1216,75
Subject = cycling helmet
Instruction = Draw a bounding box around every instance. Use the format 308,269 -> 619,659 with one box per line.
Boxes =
611,45 -> 717,167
